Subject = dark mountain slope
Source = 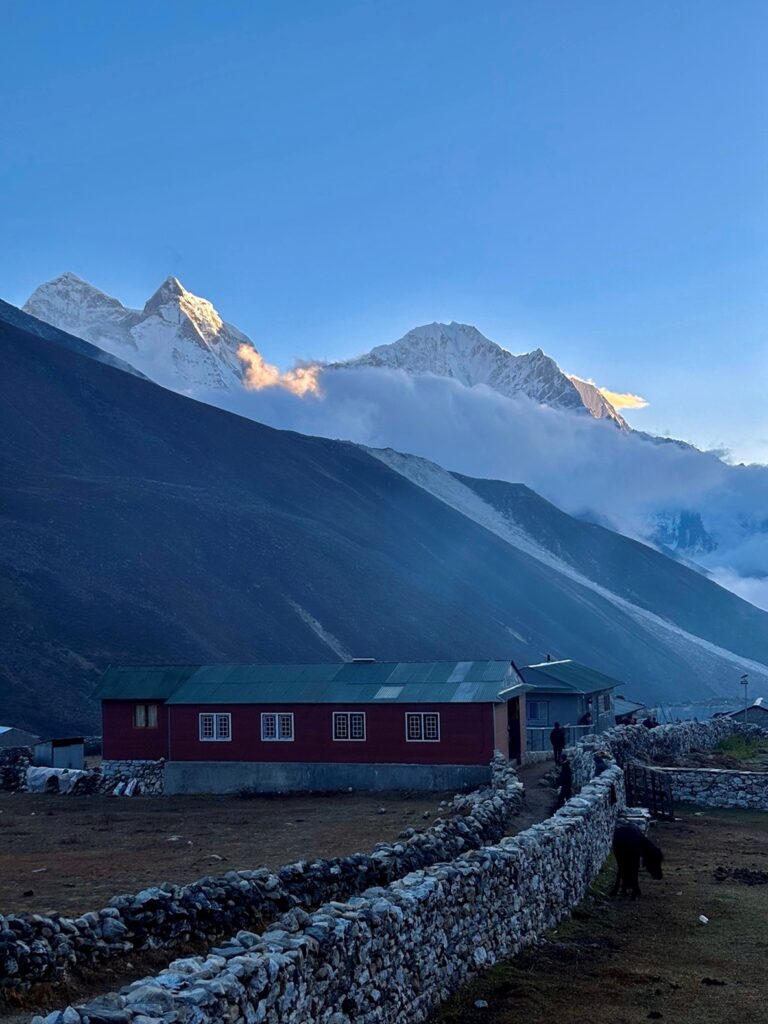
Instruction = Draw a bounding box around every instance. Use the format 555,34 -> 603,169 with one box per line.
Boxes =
453,473 -> 768,667
0,298 -> 145,379
2,314 -> 767,734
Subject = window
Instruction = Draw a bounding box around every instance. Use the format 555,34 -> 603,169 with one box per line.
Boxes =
333,712 -> 366,741
526,701 -> 549,724
405,712 -> 440,742
603,694 -> 612,712
133,703 -> 159,729
199,712 -> 232,741
261,712 -> 294,741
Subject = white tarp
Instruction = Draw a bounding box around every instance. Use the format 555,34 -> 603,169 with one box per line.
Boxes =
26,766 -> 88,794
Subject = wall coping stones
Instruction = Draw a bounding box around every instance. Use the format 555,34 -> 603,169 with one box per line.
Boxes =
1,753 -> 523,992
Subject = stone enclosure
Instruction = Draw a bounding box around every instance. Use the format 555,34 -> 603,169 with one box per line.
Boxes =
6,717 -> 766,1024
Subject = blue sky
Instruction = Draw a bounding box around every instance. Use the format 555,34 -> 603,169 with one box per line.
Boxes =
2,0 -> 767,461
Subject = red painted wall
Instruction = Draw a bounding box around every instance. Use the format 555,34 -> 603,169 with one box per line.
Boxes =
163,703 -> 495,765
102,700 -> 170,760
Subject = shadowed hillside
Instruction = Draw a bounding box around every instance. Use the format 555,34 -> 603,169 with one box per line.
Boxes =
2,311 -> 768,734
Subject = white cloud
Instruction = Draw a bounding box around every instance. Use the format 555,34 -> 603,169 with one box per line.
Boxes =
196,364 -> 768,609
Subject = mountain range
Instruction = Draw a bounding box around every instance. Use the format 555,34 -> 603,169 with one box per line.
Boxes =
3,300 -> 768,736
24,272 -> 254,392
18,272 -> 768,597
24,274 -> 628,424
333,321 -> 628,428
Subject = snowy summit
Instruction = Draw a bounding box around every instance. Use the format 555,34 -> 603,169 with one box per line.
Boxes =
335,321 -> 628,427
24,272 -> 257,392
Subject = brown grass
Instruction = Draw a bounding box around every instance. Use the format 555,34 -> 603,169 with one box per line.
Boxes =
0,789 -> 448,917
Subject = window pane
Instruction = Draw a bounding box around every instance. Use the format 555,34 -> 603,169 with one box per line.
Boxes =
262,714 -> 277,739
134,704 -> 147,728
406,713 -> 422,740
424,714 -> 439,741
278,714 -> 293,739
350,713 -> 365,740
334,714 -> 349,740
147,704 -> 158,728
216,714 -> 231,739
200,714 -> 214,739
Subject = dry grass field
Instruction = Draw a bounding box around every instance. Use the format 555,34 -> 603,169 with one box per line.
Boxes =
434,807 -> 768,1024
0,790 -> 447,916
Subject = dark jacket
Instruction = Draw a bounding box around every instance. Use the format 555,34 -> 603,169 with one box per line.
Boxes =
550,726 -> 566,749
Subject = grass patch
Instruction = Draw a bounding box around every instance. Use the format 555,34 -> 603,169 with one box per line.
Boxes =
715,734 -> 768,766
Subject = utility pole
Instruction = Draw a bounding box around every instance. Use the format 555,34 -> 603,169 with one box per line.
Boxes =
740,674 -> 749,722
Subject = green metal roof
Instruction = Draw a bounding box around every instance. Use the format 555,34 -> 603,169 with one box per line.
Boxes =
92,665 -> 199,701
519,660 -> 622,695
95,660 -> 530,705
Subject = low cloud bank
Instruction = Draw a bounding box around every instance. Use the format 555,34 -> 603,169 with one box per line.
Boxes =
201,364 -> 768,604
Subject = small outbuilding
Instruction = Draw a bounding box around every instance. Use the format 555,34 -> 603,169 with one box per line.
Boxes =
518,659 -> 620,752
614,696 -> 649,726
33,737 -> 85,771
95,660 -> 532,793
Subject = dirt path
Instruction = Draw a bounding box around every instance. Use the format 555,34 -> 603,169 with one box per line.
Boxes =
509,759 -> 557,833
434,807 -> 768,1024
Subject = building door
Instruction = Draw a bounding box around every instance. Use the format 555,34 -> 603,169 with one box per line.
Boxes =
507,698 -> 522,764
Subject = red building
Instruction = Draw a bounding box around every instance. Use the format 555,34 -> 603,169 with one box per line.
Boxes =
95,660 -> 531,793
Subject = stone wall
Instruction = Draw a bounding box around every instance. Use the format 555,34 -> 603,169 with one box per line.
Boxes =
0,746 -> 32,791
651,767 -> 768,809
100,759 -> 165,795
587,717 -> 765,767
52,766 -> 623,1024
0,756 -> 523,992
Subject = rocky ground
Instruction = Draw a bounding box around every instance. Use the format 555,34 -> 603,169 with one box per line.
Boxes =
0,790 -> 449,916
433,807 -> 768,1024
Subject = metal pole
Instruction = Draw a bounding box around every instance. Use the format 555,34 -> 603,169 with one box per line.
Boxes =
741,674 -> 749,722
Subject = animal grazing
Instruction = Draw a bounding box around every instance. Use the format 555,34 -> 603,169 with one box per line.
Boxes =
611,823 -> 663,898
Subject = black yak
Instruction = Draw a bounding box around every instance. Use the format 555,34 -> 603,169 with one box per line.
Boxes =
611,824 -> 663,898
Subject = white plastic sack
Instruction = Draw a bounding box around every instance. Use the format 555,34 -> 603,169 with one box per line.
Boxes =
26,766 -> 88,794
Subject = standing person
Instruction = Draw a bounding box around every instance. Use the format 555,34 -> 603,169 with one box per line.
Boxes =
555,754 -> 573,809
550,721 -> 566,765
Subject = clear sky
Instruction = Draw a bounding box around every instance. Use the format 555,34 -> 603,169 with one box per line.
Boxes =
2,0 -> 767,461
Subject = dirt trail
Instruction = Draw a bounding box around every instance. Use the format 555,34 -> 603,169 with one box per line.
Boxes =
509,760 -> 557,833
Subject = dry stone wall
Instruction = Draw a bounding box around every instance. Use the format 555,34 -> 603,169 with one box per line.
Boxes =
48,767 -> 623,1024
0,746 -> 33,791
0,756 -> 523,992
100,760 -> 165,795
651,767 -> 768,809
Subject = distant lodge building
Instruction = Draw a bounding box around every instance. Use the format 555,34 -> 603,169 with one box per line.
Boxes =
95,658 -> 620,793
726,697 -> 768,726
0,725 -> 41,749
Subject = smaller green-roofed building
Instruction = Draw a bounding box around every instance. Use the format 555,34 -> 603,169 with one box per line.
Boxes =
518,659 -> 621,752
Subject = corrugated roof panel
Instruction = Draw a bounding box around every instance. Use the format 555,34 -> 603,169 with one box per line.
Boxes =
520,660 -> 623,695
96,660 -> 522,705
334,662 -> 397,685
93,665 -> 198,700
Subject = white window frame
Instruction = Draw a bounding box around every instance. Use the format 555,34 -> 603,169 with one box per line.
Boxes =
261,712 -> 295,742
405,712 -> 441,742
333,711 -> 367,742
199,712 -> 232,742
526,700 -> 550,725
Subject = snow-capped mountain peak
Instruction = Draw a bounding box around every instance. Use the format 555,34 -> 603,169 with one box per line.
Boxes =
334,321 -> 628,426
24,273 -> 255,391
